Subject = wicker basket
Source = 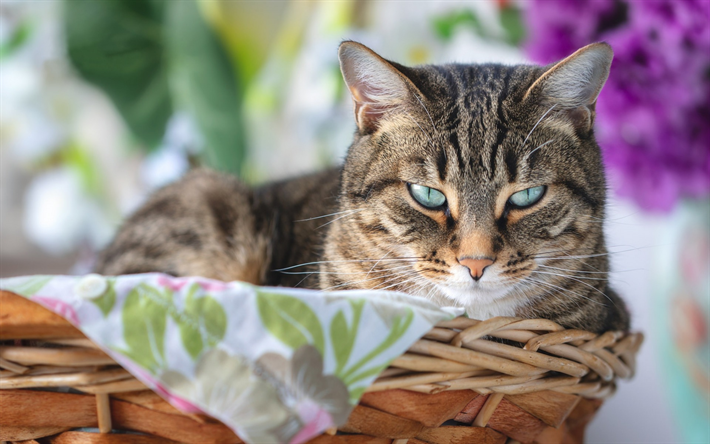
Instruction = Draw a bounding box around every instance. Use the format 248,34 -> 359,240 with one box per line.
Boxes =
0,290 -> 643,444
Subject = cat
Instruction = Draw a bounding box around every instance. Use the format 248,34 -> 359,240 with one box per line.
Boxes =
96,41 -> 630,334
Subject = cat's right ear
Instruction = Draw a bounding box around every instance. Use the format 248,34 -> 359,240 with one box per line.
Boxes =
338,41 -> 417,134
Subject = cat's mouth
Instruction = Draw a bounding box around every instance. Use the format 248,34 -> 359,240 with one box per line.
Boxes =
429,265 -> 522,309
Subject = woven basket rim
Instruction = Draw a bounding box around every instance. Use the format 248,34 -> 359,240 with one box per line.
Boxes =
0,289 -> 642,401
373,316 -> 642,399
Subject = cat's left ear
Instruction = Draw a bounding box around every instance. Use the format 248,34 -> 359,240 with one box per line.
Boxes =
338,41 -> 422,134
524,42 -> 613,133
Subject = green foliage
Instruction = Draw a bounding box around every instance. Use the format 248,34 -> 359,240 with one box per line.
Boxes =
64,0 -> 172,148
257,290 -> 325,355
61,143 -> 103,196
119,283 -> 170,372
432,9 -> 485,41
165,1 -> 246,175
499,5 -> 526,46
64,0 -> 246,175
91,278 -> 117,317
0,20 -> 32,59
432,6 -> 526,47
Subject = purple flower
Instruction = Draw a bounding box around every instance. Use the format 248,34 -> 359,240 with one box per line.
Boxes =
525,0 -> 710,211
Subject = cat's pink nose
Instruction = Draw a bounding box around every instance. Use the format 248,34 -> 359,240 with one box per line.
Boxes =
459,257 -> 494,281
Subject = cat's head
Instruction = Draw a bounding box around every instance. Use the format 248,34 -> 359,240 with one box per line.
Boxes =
325,41 -> 615,320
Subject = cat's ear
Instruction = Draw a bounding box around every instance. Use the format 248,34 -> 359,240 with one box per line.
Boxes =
524,42 -> 613,133
338,41 -> 418,134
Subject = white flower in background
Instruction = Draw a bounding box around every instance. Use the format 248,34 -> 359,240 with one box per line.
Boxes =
0,17 -> 65,164
141,113 -> 200,191
141,146 -> 190,191
23,168 -> 114,255
163,112 -> 204,156
1,2 -> 154,260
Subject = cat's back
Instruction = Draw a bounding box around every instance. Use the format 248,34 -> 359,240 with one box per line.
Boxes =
96,167 -> 341,287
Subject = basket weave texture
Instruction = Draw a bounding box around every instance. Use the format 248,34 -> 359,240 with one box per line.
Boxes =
0,290 -> 642,444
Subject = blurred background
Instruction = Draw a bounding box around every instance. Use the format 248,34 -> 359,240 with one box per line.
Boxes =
0,0 -> 708,442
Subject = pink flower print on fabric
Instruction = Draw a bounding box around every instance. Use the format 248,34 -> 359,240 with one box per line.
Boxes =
156,275 -> 191,292
33,296 -> 80,326
156,275 -> 229,293
196,279 -> 229,292
289,399 -> 335,444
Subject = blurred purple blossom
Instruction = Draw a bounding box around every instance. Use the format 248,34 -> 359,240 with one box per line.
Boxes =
525,0 -> 710,212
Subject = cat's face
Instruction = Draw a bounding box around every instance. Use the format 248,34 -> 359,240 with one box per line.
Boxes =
326,42 -> 614,319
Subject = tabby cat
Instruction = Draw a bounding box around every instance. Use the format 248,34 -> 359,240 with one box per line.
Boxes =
96,41 -> 630,333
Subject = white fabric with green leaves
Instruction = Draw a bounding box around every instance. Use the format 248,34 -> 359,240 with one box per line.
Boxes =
0,273 -> 461,444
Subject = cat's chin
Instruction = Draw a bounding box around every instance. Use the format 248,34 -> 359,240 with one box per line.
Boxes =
432,282 -> 527,320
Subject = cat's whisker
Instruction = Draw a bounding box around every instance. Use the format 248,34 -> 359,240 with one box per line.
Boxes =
528,271 -> 617,306
316,209 -> 366,229
373,274 -> 423,292
295,209 -> 362,222
587,212 -> 642,223
522,103 -> 558,146
530,269 -> 609,282
296,268 -> 417,291
530,248 -> 576,257
521,276 -> 607,307
533,246 -> 651,261
366,249 -> 394,278
272,257 -> 424,272
404,111 -> 437,151
323,269 -> 419,291
412,93 -> 438,135
535,249 -> 607,272
361,269 -> 421,290
278,263 -> 413,275
537,264 -> 640,275
536,264 -> 609,275
526,139 -> 555,159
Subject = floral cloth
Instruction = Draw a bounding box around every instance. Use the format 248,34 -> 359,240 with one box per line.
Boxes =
0,273 -> 460,444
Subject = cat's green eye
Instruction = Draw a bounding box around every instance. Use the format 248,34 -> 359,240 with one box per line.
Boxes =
508,186 -> 546,208
408,183 -> 446,209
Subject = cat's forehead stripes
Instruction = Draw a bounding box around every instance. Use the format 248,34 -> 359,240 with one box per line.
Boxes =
423,64 -> 526,193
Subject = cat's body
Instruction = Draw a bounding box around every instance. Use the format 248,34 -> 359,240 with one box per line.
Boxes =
97,42 -> 630,333
97,167 -> 340,288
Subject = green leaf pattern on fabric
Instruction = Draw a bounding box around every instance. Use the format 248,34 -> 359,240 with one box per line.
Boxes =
260,289 -> 418,398
5,275 -> 52,297
91,278 -> 117,317
257,290 -> 325,355
331,299 -> 364,377
342,308 -> 414,387
173,284 -> 228,359
0,273 -> 457,443
119,283 -> 171,372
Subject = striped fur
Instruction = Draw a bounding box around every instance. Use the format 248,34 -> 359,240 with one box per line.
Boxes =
96,42 -> 629,333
